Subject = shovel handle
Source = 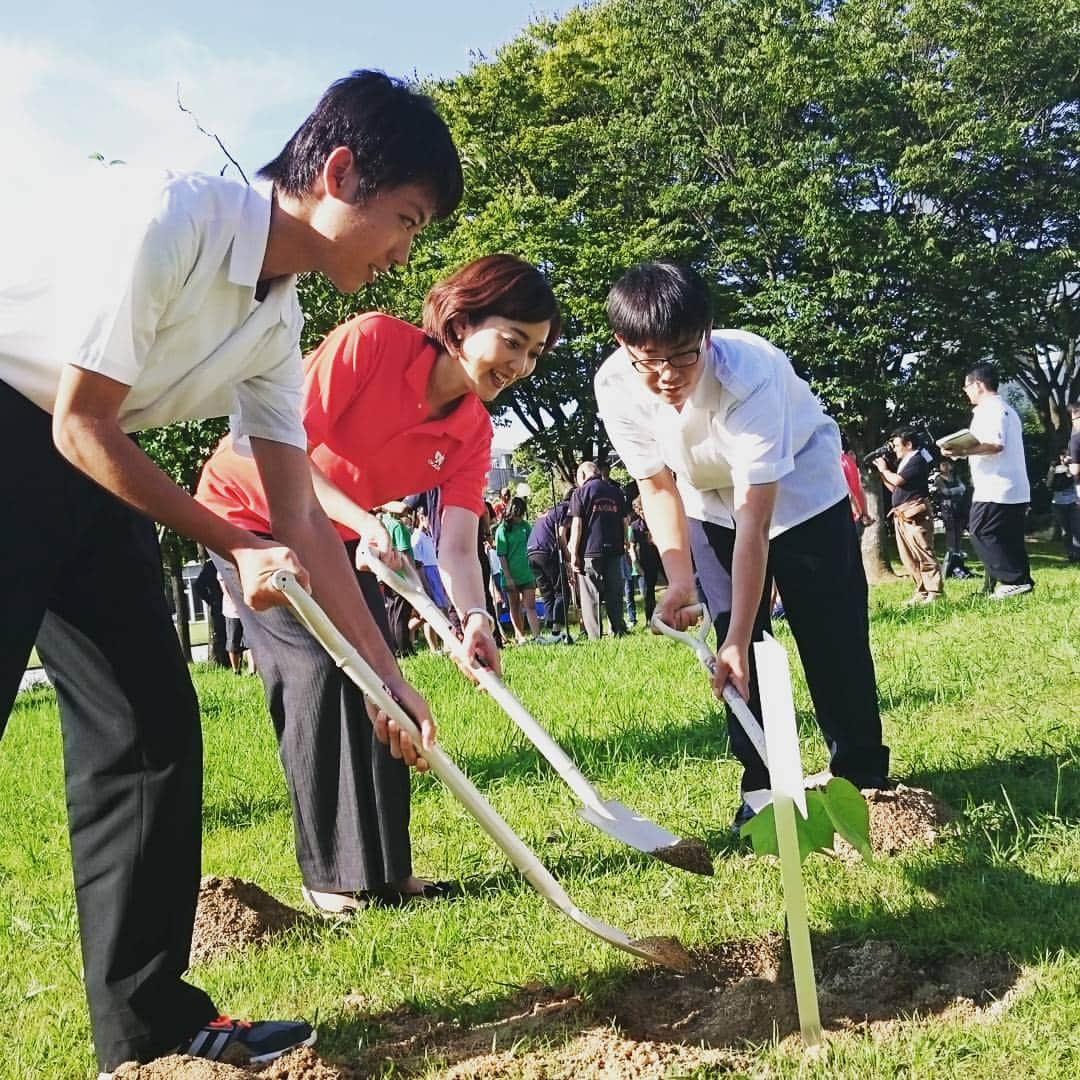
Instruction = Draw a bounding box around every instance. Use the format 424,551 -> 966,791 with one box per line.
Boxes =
651,607 -> 769,769
359,551 -> 611,813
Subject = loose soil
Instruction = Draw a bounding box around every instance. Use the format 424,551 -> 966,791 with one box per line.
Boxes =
650,837 -> 714,876
834,784 -> 956,860
113,934 -> 1019,1078
190,876 -> 314,966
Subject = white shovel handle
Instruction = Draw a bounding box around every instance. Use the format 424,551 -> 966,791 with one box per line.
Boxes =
359,551 -> 612,816
271,570 -> 677,967
651,606 -> 769,769
272,571 -> 568,902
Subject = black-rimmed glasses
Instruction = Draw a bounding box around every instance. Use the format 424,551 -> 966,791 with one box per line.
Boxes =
628,330 -> 709,374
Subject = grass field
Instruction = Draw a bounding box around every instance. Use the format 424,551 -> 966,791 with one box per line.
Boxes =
1,544 -> 1078,1078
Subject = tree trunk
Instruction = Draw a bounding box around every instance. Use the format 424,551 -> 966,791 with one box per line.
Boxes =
166,543 -> 192,660
861,481 -> 898,584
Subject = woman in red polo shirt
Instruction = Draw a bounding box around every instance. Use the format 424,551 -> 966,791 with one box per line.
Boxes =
197,254 -> 560,914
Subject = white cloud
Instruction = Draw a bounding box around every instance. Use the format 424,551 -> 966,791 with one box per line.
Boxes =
0,32 -> 313,182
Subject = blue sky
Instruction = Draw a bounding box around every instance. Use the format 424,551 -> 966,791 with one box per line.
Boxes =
3,0 -> 567,176
3,0 -> 570,444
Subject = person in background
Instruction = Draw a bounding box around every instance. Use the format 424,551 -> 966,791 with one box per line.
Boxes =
218,572 -> 254,674
840,440 -> 875,536
872,430 -> 943,605
568,461 -> 629,639
628,497 -> 663,623
942,364 -> 1033,599
596,261 -> 888,833
495,495 -> 541,642
932,457 -> 974,578
1046,451 -> 1080,562
193,558 -> 229,667
1069,403 -> 1080,490
381,507 -> 418,656
527,492 -> 573,642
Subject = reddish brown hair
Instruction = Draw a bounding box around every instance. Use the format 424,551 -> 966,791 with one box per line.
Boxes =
423,254 -> 561,354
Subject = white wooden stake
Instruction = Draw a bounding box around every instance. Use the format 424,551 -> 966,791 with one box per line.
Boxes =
755,633 -> 823,1047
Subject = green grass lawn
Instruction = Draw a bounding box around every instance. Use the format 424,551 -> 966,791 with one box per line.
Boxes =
2,543 -> 1078,1077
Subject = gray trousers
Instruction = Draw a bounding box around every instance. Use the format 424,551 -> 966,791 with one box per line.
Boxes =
215,554 -> 412,892
576,551 -> 628,639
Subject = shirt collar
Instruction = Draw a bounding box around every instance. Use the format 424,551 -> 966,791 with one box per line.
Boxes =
404,339 -> 474,437
227,181 -> 274,288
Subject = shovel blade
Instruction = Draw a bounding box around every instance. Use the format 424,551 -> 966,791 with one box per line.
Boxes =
577,800 -> 713,875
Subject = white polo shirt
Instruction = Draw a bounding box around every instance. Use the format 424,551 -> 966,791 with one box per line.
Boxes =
595,330 -> 847,537
968,395 -> 1030,504
0,167 -> 306,451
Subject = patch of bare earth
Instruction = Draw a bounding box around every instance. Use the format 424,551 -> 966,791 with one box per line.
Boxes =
350,935 -> 1019,1077
111,1048 -> 356,1079
190,876 -> 315,966
835,784 -> 956,860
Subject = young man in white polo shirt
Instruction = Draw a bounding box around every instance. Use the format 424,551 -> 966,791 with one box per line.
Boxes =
942,364 -> 1033,598
0,71 -> 461,1074
596,261 -> 889,832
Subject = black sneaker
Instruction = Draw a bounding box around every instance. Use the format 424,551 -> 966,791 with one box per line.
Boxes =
181,1016 -> 316,1064
730,800 -> 756,838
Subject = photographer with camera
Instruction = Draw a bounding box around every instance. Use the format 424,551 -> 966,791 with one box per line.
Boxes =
932,458 -> 974,578
871,430 -> 944,605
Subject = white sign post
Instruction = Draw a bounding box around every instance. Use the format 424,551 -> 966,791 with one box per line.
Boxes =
755,633 -> 823,1047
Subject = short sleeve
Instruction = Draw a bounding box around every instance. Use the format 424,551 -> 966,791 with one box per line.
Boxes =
970,402 -> 1005,447
231,299 -> 306,452
594,352 -> 666,481
898,455 -> 925,488
440,406 -> 492,517
720,365 -> 795,488
60,178 -> 196,386
302,314 -> 385,450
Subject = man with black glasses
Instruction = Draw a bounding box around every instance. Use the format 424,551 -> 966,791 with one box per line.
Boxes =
595,261 -> 889,833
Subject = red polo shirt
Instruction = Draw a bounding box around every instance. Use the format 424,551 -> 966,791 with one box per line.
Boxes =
195,313 -> 492,540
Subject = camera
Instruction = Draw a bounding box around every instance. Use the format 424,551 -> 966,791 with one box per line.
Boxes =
863,444 -> 897,470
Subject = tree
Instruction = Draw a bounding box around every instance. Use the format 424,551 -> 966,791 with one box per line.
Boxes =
140,419 -> 228,658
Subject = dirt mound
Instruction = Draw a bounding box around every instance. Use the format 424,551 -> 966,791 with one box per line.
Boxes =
191,876 -> 313,966
352,934 -> 1019,1076
834,784 -> 955,860
111,1048 -> 355,1078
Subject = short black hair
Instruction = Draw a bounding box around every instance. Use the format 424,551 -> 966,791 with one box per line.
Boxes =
965,363 -> 999,392
259,70 -> 463,219
606,261 -> 713,346
891,427 -> 919,448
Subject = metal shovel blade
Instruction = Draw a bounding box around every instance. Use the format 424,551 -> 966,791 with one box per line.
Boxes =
578,800 -> 714,876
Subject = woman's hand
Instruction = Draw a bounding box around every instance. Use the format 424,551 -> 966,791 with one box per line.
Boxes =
712,635 -> 751,700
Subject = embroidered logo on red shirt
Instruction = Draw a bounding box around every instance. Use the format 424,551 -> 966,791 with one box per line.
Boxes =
428,450 -> 446,471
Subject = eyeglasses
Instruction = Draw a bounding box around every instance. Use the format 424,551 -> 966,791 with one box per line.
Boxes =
628,331 -> 709,374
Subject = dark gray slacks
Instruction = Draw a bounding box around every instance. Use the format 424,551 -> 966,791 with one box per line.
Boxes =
690,498 -> 889,792
214,555 -> 412,892
968,501 -> 1033,586
576,551 -> 628,639
0,381 -> 215,1071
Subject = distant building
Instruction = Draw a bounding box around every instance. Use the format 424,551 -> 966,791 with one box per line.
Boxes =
488,446 -> 527,495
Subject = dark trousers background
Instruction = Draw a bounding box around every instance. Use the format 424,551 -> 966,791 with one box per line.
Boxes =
0,382 -> 215,1071
968,501 -> 1032,586
576,551 -> 627,639
528,549 -> 568,629
214,547 -> 413,893
689,498 -> 888,792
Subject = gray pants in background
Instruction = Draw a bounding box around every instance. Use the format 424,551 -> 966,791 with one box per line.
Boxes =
576,551 -> 628,639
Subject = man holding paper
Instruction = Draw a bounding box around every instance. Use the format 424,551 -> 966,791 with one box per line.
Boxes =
941,365 -> 1033,599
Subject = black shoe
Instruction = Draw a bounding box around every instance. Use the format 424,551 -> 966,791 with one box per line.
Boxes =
730,801 -> 756,838
181,1016 -> 315,1065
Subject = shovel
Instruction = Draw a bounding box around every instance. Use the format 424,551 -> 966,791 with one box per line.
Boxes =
270,570 -> 691,973
650,605 -> 770,771
360,551 -> 712,876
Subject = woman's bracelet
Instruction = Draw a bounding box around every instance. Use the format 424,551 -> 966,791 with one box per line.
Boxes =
463,606 -> 495,629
